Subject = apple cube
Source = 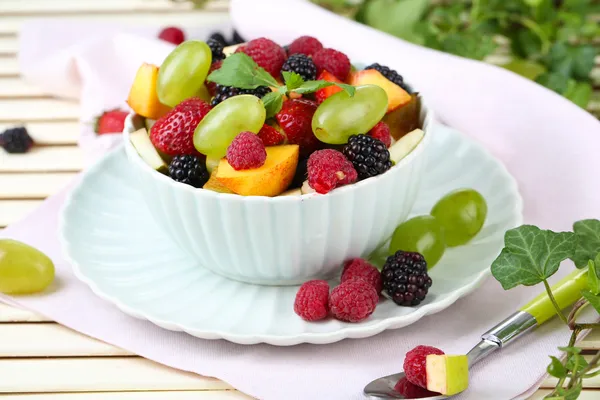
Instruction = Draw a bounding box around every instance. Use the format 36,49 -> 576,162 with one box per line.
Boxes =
426,354 -> 469,396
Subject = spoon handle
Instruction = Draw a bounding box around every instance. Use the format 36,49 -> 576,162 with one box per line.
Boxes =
467,268 -> 589,367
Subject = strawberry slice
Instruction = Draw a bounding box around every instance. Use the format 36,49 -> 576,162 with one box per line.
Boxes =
315,70 -> 344,104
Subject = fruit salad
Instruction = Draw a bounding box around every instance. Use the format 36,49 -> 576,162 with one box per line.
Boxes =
126,34 -> 425,197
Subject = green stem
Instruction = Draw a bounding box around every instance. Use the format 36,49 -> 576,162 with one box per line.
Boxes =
543,279 -> 569,325
583,368 -> 600,379
567,298 -> 588,330
550,329 -> 581,396
579,350 -> 600,376
574,323 -> 600,330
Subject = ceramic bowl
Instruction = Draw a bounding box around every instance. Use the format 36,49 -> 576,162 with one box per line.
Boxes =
122,104 -> 433,285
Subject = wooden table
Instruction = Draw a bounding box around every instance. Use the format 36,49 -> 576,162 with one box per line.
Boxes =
0,1 -> 599,399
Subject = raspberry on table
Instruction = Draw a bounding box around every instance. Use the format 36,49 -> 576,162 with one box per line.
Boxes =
294,280 -> 330,321
150,97 -> 211,156
287,35 -> 323,56
381,251 -> 433,307
207,38 -> 225,61
211,85 -> 271,107
364,63 -> 412,93
257,124 -> 285,146
281,54 -> 317,81
226,131 -> 267,170
158,27 -> 185,45
403,345 -> 445,388
312,48 -> 351,81
236,37 -> 287,77
342,134 -> 392,180
394,377 -> 440,398
168,155 -> 209,188
341,258 -> 383,295
0,127 -> 34,154
368,121 -> 392,148
307,149 -> 357,194
329,279 -> 378,323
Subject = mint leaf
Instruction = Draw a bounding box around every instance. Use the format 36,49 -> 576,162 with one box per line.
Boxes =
491,225 -> 577,289
588,257 -> 600,295
581,290 -> 600,314
294,80 -> 356,96
261,91 -> 284,119
572,219 -> 600,268
207,53 -> 278,89
282,71 -> 305,91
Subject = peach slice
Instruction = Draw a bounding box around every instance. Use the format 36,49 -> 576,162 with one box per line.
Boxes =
349,69 -> 411,112
127,63 -> 171,120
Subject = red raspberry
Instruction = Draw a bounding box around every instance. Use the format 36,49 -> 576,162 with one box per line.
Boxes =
226,131 -> 266,170
94,108 -> 129,135
307,149 -> 357,194
257,124 -> 285,146
329,279 -> 378,322
158,27 -> 185,45
395,377 -> 439,399
341,259 -> 382,295
294,280 -> 330,321
275,99 -> 320,157
288,36 -> 323,56
312,48 -> 351,81
236,37 -> 287,77
403,345 -> 445,388
368,121 -> 392,148
205,60 -> 222,97
150,98 -> 211,156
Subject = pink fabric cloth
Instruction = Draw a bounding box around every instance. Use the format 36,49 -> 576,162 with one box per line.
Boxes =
2,1 -> 599,399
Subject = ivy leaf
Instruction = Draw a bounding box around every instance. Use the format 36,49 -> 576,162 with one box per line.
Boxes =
491,225 -> 577,290
547,356 -> 567,378
261,92 -> 284,119
361,0 -> 429,44
571,219 -> 600,268
206,53 -> 279,89
282,71 -> 305,91
581,290 -> 600,314
588,256 -> 600,295
566,352 -> 588,373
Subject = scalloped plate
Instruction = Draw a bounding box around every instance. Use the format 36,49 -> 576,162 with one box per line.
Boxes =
59,124 -> 522,345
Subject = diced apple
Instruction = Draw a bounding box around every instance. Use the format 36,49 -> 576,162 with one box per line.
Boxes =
389,128 -> 424,164
383,93 -> 421,140
127,63 -> 171,120
223,43 -> 244,57
216,145 -> 299,196
129,128 -> 167,173
349,69 -> 411,112
426,354 -> 469,396
279,188 -> 302,196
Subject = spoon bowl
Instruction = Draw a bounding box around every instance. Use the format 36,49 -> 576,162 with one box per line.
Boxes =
364,372 -> 447,399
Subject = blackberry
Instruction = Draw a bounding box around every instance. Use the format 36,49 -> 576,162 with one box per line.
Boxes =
381,251 -> 432,306
210,85 -> 271,107
290,158 -> 309,189
0,126 -> 34,153
168,155 -> 209,188
281,54 -> 317,81
206,38 -> 225,62
342,134 -> 392,180
208,32 -> 228,46
364,63 -> 412,93
231,30 -> 245,45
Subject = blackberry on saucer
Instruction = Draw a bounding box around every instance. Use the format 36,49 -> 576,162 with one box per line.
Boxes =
381,251 -> 432,306
0,126 -> 34,153
208,32 -> 228,46
168,155 -> 209,188
281,54 -> 317,81
342,134 -> 392,180
206,38 -> 225,61
364,63 -> 412,93
210,85 -> 272,107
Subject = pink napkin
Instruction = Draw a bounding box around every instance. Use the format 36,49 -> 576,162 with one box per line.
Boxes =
3,1 -> 600,399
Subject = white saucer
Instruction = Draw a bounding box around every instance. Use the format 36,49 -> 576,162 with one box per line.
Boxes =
59,124 -> 522,345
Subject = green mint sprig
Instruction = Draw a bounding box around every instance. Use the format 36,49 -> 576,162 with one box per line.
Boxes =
206,53 -> 355,118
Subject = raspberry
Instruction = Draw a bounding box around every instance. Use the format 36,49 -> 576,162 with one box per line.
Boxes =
158,27 -> 185,45
150,98 -> 211,156
294,280 -> 330,321
207,38 -> 225,61
329,279 -> 378,322
226,131 -> 267,170
205,60 -> 222,97
281,54 -> 317,81
382,251 -> 432,307
342,134 -> 392,180
0,126 -> 34,154
94,108 -> 129,135
275,99 -> 320,157
368,121 -> 392,148
394,377 -> 439,398
312,48 -> 351,81
307,149 -> 357,194
257,124 -> 285,146
403,345 -> 445,388
288,36 -> 323,56
236,37 -> 287,77
168,155 -> 209,188
341,259 -> 382,295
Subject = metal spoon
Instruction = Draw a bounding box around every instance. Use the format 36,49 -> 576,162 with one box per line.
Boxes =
364,268 -> 589,399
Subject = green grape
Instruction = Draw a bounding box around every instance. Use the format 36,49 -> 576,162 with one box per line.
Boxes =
194,95 -> 266,158
431,188 -> 488,247
157,40 -> 212,107
0,239 -> 55,294
312,84 -> 388,144
389,215 -> 446,269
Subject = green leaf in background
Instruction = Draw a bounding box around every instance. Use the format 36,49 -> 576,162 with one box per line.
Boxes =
261,91 -> 284,119
536,72 -> 570,94
282,71 -> 305,91
565,81 -> 592,108
588,256 -> 600,295
545,43 -> 596,81
571,219 -> 600,268
361,0 -> 429,44
547,356 -> 568,378
502,59 -> 547,81
581,290 -> 600,314
491,225 -> 577,290
207,53 -> 278,89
